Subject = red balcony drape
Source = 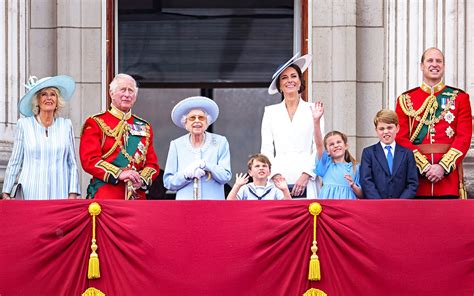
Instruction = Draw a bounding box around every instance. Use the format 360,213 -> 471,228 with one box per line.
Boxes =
0,200 -> 473,296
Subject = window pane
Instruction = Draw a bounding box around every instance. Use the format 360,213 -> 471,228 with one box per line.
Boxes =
213,88 -> 280,182
118,0 -> 294,85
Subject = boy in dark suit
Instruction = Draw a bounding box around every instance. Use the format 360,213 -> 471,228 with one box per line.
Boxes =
360,109 -> 418,198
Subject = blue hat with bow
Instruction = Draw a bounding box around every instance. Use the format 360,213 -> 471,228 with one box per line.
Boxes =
19,75 -> 76,117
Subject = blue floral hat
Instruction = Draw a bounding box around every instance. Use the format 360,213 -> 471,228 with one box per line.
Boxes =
19,75 -> 76,117
268,53 -> 312,95
171,96 -> 219,129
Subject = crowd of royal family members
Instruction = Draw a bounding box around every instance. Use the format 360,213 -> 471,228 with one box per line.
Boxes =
1,47 -> 472,201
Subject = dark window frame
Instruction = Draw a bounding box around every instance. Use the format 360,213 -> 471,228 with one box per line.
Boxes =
106,0 -> 309,103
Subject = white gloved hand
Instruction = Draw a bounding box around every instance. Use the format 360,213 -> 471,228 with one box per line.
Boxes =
184,160 -> 206,179
184,165 -> 195,179
194,168 -> 206,179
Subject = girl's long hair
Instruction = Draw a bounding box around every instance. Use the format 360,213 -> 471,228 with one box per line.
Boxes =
323,130 -> 357,173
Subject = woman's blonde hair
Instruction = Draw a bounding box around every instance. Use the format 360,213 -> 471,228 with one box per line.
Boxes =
323,130 -> 357,173
31,87 -> 65,117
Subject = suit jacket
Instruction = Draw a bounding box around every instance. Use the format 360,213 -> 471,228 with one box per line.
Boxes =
360,142 -> 418,199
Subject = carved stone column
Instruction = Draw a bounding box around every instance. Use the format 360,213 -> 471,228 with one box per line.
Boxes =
0,0 -> 27,189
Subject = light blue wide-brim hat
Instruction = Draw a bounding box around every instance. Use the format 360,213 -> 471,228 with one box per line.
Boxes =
171,96 -> 219,129
268,53 -> 312,95
19,75 -> 76,117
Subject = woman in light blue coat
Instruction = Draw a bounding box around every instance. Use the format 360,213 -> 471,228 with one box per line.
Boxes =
164,96 -> 231,200
2,75 -> 81,200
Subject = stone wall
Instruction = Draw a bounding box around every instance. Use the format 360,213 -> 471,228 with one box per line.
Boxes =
0,0 -> 104,193
312,0 -> 385,158
30,0 -> 104,191
0,0 -> 27,190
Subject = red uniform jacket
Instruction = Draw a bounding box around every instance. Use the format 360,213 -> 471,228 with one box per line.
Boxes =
80,106 -> 159,199
395,82 -> 472,197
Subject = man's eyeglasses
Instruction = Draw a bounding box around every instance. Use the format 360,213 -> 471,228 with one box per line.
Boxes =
187,115 -> 206,122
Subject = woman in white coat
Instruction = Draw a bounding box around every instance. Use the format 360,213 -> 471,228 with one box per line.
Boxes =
261,53 -> 321,198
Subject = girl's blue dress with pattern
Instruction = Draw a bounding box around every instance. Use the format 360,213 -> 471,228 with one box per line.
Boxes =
314,151 -> 360,199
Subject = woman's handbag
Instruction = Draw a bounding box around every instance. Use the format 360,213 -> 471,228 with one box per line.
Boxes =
11,183 -> 24,200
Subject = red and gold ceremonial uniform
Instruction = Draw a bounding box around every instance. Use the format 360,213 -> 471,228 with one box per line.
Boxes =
395,81 -> 472,197
80,105 -> 159,199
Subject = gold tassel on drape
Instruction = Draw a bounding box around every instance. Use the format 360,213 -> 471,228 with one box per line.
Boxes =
303,288 -> 327,296
88,202 -> 102,279
82,287 -> 105,296
308,202 -> 322,281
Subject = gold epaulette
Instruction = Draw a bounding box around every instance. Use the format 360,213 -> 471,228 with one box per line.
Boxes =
89,110 -> 107,119
439,148 -> 462,173
413,149 -> 430,174
140,167 -> 158,186
80,111 -> 107,136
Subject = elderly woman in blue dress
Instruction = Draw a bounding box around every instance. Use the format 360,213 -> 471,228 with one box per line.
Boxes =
164,96 -> 232,200
1,75 -> 81,200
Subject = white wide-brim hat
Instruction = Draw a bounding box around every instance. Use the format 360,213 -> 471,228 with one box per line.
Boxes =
171,96 -> 219,129
268,53 -> 312,95
19,75 -> 76,117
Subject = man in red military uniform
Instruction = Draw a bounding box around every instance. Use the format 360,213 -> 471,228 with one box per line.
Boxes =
80,73 -> 159,199
395,47 -> 472,198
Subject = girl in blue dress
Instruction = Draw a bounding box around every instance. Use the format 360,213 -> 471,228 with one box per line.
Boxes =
311,102 -> 362,199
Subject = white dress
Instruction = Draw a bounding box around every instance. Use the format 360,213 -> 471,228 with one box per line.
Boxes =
260,99 -> 322,198
2,117 -> 81,200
